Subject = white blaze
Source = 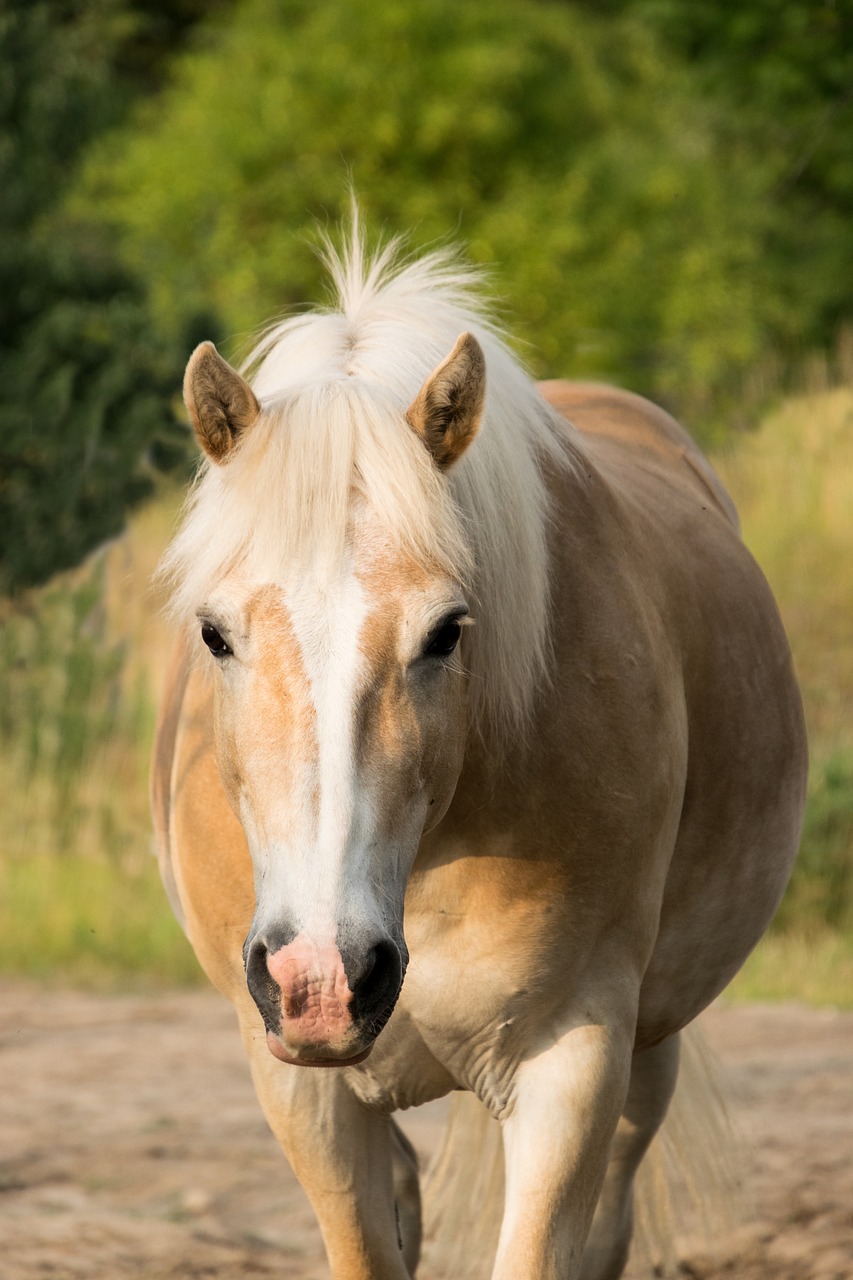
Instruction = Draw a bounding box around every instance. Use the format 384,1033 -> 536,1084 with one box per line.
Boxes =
249,564 -> 376,938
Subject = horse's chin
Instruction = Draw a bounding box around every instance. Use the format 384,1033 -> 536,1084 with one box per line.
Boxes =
265,1030 -> 373,1068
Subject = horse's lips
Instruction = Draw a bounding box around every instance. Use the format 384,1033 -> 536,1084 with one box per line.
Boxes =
265,1030 -> 373,1068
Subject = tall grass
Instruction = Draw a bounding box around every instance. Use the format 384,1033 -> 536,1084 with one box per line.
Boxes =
716,379 -> 853,763
0,387 -> 850,999
0,492 -> 200,988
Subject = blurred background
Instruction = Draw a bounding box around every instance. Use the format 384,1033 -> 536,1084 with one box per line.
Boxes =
1,0 -> 850,1002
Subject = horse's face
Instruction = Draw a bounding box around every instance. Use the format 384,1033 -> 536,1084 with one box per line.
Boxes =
201,542 -> 470,1065
183,334 -> 485,1066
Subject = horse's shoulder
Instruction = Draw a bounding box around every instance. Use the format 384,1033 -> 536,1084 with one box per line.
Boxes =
538,379 -> 739,531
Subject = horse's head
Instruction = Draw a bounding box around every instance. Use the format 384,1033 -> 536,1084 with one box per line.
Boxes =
180,334 -> 485,1066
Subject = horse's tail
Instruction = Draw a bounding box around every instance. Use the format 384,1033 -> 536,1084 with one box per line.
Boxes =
631,1023 -> 746,1275
422,1089 -> 504,1278
421,1022 -> 745,1279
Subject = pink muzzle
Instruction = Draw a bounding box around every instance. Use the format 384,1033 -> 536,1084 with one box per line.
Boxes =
264,935 -> 365,1064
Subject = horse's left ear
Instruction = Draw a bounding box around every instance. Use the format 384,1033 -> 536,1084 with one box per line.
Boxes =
183,341 -> 261,463
406,332 -> 486,470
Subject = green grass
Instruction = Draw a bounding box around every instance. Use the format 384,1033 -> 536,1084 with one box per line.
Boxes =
0,853 -> 202,989
726,930 -> 853,1010
0,493 -> 193,989
774,749 -> 853,934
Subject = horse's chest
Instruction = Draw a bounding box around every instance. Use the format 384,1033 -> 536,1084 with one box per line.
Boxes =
345,1021 -> 520,1118
344,1007 -> 458,1112
343,957 -> 543,1116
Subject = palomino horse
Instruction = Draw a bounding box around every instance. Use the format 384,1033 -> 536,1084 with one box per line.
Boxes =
152,235 -> 806,1280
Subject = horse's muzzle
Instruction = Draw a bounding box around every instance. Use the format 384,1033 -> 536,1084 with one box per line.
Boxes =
244,928 -> 405,1066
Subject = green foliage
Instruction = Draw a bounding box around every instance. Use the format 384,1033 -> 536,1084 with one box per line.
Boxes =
80,0 -> 779,430
6,0 -> 853,587
0,558 -> 149,856
597,0 -> 853,351
0,854 -> 201,988
0,1 -> 196,595
0,233 -> 190,595
727,930 -> 853,1010
774,752 -> 853,934
0,497 -> 202,986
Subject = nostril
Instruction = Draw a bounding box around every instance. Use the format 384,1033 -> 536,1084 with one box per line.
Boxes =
245,937 -> 278,1014
350,940 -> 402,1022
357,947 -> 378,988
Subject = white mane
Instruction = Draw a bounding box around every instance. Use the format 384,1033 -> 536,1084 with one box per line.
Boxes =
161,232 -> 571,740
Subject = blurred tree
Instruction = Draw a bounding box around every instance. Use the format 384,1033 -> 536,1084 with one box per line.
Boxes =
79,0 -> 798,434
587,0 -> 853,355
0,0 -> 221,596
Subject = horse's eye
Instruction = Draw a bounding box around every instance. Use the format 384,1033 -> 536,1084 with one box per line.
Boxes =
424,618 -> 463,658
201,622 -> 232,657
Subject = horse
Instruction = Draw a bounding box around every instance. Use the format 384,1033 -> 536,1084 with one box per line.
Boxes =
151,231 -> 807,1280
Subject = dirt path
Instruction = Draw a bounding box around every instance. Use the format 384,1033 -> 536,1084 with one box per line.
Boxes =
1,985 -> 850,1279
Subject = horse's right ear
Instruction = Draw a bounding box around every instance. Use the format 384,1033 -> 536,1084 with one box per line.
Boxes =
183,342 -> 261,463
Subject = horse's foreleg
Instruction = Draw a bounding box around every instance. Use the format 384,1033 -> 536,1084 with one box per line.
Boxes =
241,1020 -> 411,1280
493,1019 -> 633,1280
579,1033 -> 681,1280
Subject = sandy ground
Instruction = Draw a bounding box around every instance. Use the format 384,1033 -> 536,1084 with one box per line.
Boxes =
1,984 -> 851,1280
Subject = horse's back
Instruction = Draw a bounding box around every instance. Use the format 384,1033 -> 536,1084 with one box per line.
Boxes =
539,379 -> 740,530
